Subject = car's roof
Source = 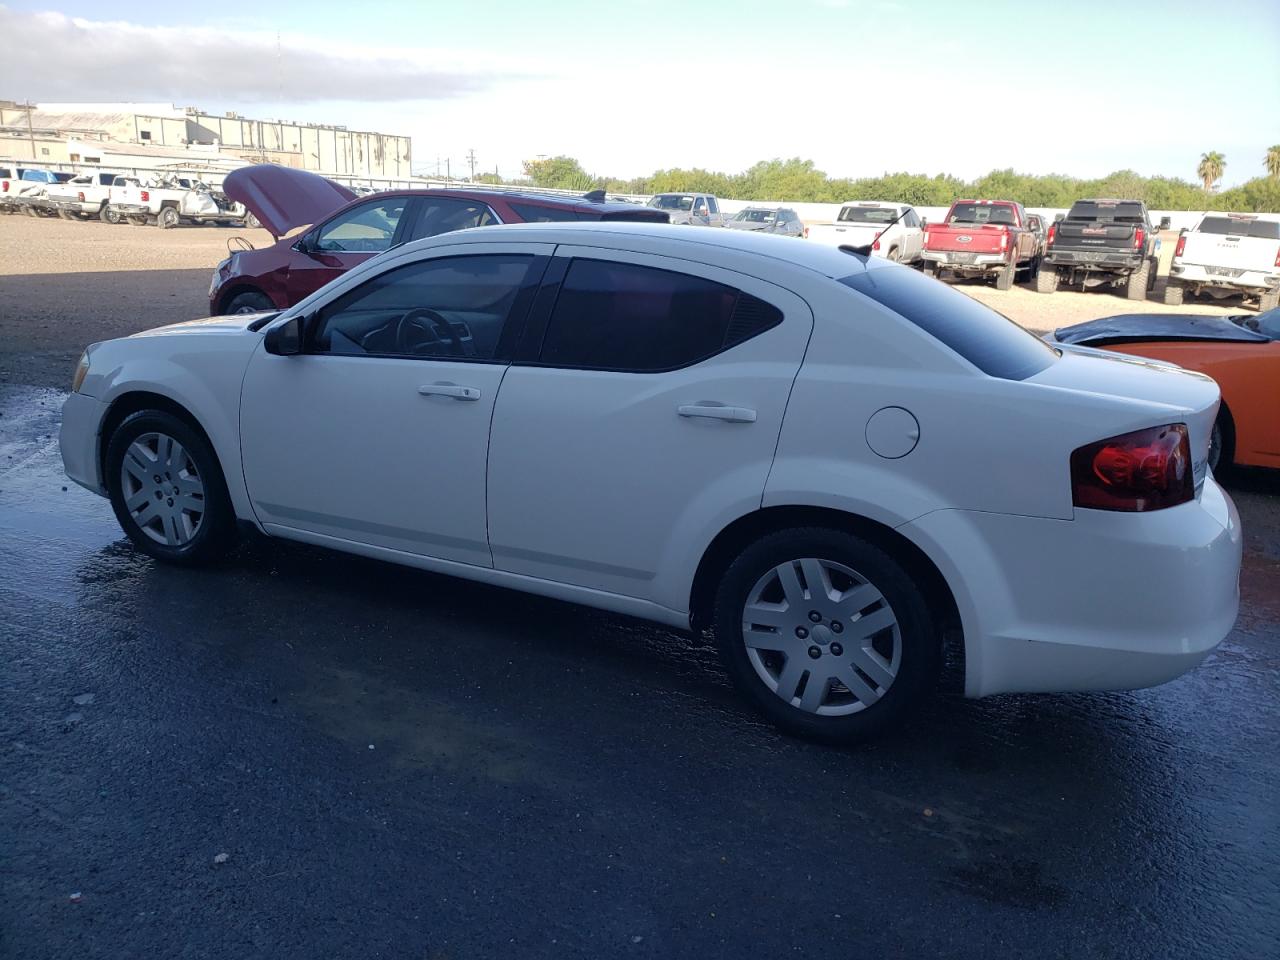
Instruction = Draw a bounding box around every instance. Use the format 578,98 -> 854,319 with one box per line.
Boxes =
364,187 -> 643,213
396,221 -> 876,280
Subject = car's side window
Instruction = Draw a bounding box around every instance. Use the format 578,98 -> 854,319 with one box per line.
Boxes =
536,258 -> 783,372
707,196 -> 720,214
903,209 -> 920,228
310,254 -> 538,361
314,199 -> 407,253
410,199 -> 500,240
507,202 -> 582,223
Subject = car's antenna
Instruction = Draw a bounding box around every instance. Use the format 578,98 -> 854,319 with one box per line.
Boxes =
841,206 -> 911,257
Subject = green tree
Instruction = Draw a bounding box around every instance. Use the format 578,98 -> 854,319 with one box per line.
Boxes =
522,155 -> 597,190
1197,151 -> 1226,191
1266,145 -> 1280,181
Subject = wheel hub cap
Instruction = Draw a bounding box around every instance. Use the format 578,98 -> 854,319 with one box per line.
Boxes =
119,432 -> 205,547
741,557 -> 901,716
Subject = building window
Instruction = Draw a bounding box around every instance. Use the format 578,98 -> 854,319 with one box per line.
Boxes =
69,153 -> 81,162
140,130 -> 151,141
85,156 -> 101,164
40,147 -> 49,155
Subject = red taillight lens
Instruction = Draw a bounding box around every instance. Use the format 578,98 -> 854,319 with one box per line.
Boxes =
1133,227 -> 1144,250
999,231 -> 1008,253
2,180 -> 9,191
1046,223 -> 1056,245
1071,424 -> 1193,512
803,226 -> 809,238
872,237 -> 881,251
923,230 -> 932,246
141,190 -> 150,202
1174,234 -> 1187,258
1274,244 -> 1280,268
77,191 -> 85,202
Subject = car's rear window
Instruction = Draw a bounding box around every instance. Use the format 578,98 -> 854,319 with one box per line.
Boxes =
1067,201 -> 1145,223
947,203 -> 1017,225
648,195 -> 695,211
839,266 -> 1056,380
1198,216 -> 1280,240
838,206 -> 898,224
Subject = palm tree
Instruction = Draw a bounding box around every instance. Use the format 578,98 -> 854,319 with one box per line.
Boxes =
1266,145 -> 1280,181
1197,152 -> 1226,191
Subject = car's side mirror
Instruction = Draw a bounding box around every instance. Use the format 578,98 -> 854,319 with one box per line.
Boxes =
294,233 -> 316,255
1159,216 -> 1172,230
264,315 -> 304,356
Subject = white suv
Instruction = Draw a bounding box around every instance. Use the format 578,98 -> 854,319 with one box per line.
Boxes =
60,223 -> 1241,741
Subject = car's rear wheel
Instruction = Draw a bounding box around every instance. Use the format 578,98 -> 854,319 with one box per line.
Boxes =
105,410 -> 237,565
1259,288 -> 1279,312
994,261 -> 1015,291
156,206 -> 180,229
225,290 -> 274,314
1163,280 -> 1184,306
712,528 -> 937,742
99,205 -> 119,224
1125,258 -> 1151,300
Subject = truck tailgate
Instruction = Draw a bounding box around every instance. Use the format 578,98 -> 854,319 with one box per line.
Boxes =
1180,232 -> 1280,272
924,224 -> 1006,253
1055,221 -> 1139,250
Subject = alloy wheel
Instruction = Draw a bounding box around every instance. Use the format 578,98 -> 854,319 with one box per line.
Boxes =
741,558 -> 901,715
119,432 -> 205,546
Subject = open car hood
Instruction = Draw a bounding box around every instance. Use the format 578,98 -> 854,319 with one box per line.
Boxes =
223,164 -> 357,239
1053,312 -> 1270,347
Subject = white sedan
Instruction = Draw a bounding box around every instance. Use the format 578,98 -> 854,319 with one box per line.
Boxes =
60,223 -> 1242,741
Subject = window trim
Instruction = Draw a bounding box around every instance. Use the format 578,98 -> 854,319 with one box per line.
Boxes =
300,252 -> 550,365
515,255 -> 786,374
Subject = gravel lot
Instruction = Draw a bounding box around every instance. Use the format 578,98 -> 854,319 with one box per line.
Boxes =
0,215 -> 1242,390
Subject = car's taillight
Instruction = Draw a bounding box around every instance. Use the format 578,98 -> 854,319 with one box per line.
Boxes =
803,226 -> 809,239
872,235 -> 881,251
1070,424 -> 1193,512
77,191 -> 85,202
1133,227 -> 1144,250
923,230 -> 931,246
1,180 -> 8,191
1046,223 -> 1056,246
1174,233 -> 1186,258
141,190 -> 150,202
1274,244 -> 1280,268
999,231 -> 1008,253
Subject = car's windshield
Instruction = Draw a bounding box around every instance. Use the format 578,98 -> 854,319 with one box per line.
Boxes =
735,209 -> 777,222
838,206 -> 898,224
948,203 -> 1016,225
648,194 -> 695,211
1198,216 -> 1280,240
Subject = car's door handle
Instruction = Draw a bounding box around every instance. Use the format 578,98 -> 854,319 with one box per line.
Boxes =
418,382 -> 481,401
677,402 -> 756,423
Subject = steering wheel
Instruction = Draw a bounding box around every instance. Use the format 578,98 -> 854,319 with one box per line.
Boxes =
395,308 -> 473,358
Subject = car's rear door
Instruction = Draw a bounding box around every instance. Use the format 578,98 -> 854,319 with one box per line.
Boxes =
486,247 -> 812,610
241,241 -> 552,567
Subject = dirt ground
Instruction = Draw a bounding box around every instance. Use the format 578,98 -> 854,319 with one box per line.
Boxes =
0,216 -> 1242,389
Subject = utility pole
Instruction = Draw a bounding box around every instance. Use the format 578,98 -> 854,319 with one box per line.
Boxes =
466,148 -> 477,181
445,157 -> 451,181
26,101 -> 36,162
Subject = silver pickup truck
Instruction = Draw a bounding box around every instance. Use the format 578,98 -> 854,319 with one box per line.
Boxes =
645,192 -> 726,227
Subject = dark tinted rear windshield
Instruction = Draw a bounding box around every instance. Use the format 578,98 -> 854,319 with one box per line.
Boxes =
1198,216 -> 1280,240
947,203 -> 1017,225
838,206 -> 899,223
840,266 -> 1056,380
1068,201 -> 1145,223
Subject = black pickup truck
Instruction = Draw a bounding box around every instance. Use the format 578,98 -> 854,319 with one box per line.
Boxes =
1036,199 -> 1168,300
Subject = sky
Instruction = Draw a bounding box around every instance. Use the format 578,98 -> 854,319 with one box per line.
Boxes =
1,0 -> 1277,185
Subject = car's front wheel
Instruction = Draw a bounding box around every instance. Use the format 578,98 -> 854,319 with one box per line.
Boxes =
225,290 -> 274,314
105,410 -> 237,565
713,528 -> 938,742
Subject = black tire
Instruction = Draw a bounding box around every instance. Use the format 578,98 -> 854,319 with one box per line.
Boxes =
1035,262 -> 1060,294
1208,407 -> 1235,476
1147,256 -> 1158,292
886,246 -> 900,263
127,216 -> 147,226
225,290 -> 274,314
99,204 -> 118,224
712,527 -> 939,743
58,209 -> 75,221
156,206 -> 180,229
994,261 -> 1015,291
1125,258 -> 1151,300
1259,289 -> 1279,312
105,410 -> 237,566
922,262 -> 938,279
1163,281 -> 1184,306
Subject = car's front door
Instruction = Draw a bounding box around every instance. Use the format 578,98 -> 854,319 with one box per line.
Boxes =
285,195 -> 416,305
486,248 -> 813,608
240,242 -> 551,567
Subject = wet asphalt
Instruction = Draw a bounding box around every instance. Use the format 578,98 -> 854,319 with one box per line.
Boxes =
1,383 -> 1277,960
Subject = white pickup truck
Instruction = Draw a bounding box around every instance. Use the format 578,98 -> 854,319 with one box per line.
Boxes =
110,176 -> 255,229
803,201 -> 925,263
46,171 -> 123,222
1166,213 -> 1280,310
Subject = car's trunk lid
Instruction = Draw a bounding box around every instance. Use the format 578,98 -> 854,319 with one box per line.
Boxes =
223,164 -> 356,239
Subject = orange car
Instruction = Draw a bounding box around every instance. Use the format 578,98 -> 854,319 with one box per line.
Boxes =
1053,308 -> 1279,472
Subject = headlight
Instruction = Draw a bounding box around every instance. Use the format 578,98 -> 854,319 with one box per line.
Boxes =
71,352 -> 90,393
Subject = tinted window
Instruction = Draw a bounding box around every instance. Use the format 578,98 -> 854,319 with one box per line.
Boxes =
840,266 -> 1055,380
1198,216 -> 1280,240
903,209 -> 920,228
508,202 -> 583,223
315,199 -> 407,253
411,198 -> 499,239
736,209 -> 778,223
707,196 -> 719,214
1067,201 -> 1145,223
838,206 -> 898,224
947,203 -> 1017,225
539,259 -> 782,372
312,254 -> 536,360
648,194 -> 694,211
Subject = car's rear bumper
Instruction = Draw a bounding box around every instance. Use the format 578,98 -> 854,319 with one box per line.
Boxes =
1045,249 -> 1145,272
48,199 -> 93,214
920,250 -> 1008,272
901,476 -> 1241,697
1170,262 -> 1280,291
59,392 -> 109,496
111,204 -> 153,217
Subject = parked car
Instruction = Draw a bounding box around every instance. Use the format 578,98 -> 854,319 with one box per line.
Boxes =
212,165 -> 668,314
725,206 -> 803,237
1053,307 -> 1280,472
111,175 -> 253,229
804,202 -> 924,263
1164,213 -> 1280,311
46,171 -> 122,222
13,169 -> 74,217
646,192 -> 726,227
0,164 -> 18,212
1037,199 -> 1164,300
62,223 -> 1241,743
1025,213 -> 1048,259
921,200 -> 1040,289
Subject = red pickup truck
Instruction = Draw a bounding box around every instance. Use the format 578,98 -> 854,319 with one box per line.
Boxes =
921,199 -> 1042,290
